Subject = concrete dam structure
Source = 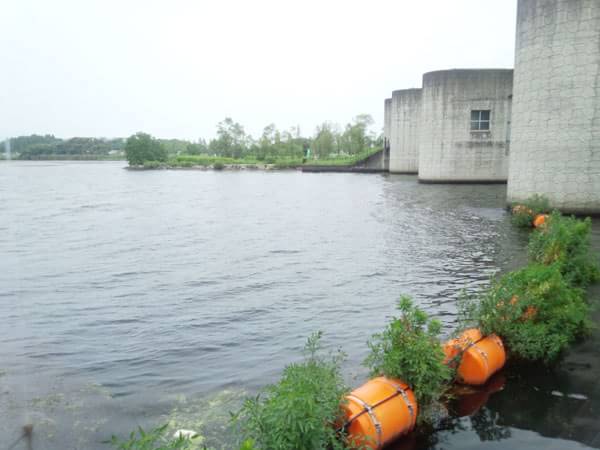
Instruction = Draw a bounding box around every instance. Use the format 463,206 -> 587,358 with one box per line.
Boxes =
390,89 -> 422,174
507,0 -> 600,214
419,69 -> 513,183
386,70 -> 513,182
384,0 -> 599,213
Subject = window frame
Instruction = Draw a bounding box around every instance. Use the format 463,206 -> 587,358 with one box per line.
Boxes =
470,110 -> 491,132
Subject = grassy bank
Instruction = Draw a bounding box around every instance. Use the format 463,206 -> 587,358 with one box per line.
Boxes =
302,148 -> 381,166
133,149 -> 381,171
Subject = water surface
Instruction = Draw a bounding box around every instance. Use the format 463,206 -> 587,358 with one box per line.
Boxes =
1,161 -> 599,449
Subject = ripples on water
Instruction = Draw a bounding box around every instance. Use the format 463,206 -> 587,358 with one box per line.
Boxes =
1,162 -> 599,449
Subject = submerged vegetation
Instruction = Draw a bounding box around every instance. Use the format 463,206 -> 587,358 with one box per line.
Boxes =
364,296 -> 451,408
109,425 -> 200,450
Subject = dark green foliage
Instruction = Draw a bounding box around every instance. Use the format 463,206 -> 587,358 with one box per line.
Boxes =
125,133 -> 168,166
109,424 -> 199,450
236,332 -> 350,450
469,264 -> 590,363
7,134 -> 125,160
364,296 -> 451,407
511,194 -> 550,228
528,213 -> 600,287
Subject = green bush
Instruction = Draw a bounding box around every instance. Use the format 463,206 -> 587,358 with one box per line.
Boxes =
467,264 -> 590,363
528,213 -> 600,287
364,296 -> 451,408
236,332 -> 350,450
213,162 -> 225,170
125,133 -> 168,166
511,194 -> 550,228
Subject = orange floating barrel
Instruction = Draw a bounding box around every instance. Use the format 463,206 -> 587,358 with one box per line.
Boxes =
442,328 -> 483,366
533,213 -> 548,228
456,334 -> 506,386
343,377 -> 418,449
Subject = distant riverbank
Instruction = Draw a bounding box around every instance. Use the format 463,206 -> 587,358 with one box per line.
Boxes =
126,149 -> 383,171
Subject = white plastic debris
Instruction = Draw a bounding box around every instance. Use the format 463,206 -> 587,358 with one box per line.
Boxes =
173,429 -> 199,439
567,393 -> 588,400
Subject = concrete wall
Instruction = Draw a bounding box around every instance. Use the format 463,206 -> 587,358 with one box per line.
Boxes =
390,89 -> 422,173
507,0 -> 600,214
384,98 -> 392,144
418,69 -> 513,183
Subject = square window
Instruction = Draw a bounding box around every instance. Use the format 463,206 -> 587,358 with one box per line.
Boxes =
471,110 -> 491,131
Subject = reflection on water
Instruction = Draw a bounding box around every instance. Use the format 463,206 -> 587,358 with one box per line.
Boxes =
0,162 -> 599,449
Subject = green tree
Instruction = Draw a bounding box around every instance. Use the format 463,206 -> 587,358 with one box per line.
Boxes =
186,139 -> 208,155
125,132 -> 168,165
210,118 -> 249,158
312,122 -> 338,158
340,114 -> 375,154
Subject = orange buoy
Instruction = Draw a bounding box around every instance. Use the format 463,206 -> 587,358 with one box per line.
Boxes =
533,213 -> 548,228
456,334 -> 506,386
343,377 -> 418,449
442,328 -> 483,366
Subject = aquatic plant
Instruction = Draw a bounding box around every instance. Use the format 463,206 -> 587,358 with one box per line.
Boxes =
466,264 -> 590,363
510,194 -> 550,228
528,213 -> 600,287
109,424 -> 201,450
235,332 -> 351,450
364,296 -> 451,408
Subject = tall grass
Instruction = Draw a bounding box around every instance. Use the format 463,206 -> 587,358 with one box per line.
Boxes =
528,212 -> 600,287
235,332 -> 351,450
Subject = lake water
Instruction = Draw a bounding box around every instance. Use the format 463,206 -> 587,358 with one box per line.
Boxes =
1,161 -> 599,449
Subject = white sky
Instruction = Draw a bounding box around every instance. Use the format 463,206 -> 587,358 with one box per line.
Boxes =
1,0 -> 517,141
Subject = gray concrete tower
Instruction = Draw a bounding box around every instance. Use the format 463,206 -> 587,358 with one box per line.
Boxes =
507,0 -> 600,214
418,69 -> 513,183
390,89 -> 422,173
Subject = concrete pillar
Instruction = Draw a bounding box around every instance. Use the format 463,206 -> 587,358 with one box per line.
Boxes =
507,0 -> 600,214
418,69 -> 513,183
390,89 -> 422,174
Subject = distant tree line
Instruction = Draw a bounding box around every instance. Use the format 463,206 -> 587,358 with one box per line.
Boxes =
3,135 -> 126,160
6,114 -> 382,164
124,114 -> 382,165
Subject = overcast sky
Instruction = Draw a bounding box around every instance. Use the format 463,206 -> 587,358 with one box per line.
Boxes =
1,0 -> 517,141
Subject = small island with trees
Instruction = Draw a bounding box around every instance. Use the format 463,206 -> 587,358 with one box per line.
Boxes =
3,114 -> 384,171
